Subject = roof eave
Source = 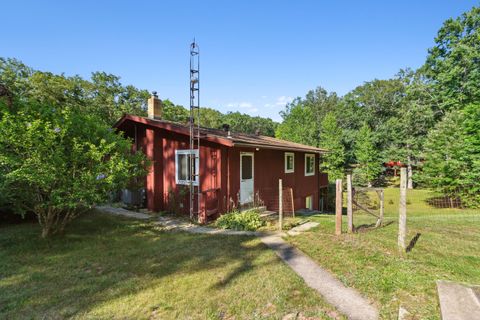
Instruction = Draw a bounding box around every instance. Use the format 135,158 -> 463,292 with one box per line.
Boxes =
232,142 -> 326,154
114,115 -> 234,147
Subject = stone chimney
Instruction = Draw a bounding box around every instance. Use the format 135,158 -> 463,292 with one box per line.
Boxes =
147,91 -> 162,120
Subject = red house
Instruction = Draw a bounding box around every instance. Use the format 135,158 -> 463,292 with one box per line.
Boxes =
115,94 -> 328,222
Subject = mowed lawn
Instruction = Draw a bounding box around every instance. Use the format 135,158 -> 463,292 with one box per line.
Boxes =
287,188 -> 480,320
0,212 -> 343,320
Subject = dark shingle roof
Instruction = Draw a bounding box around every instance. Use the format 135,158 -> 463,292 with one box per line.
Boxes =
115,115 -> 327,154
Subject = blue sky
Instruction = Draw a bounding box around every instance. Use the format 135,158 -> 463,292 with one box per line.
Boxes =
2,1 -> 478,121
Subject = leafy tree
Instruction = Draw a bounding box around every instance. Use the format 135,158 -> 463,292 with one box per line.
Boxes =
354,124 -> 382,187
421,105 -> 480,207
423,6 -> 480,111
162,99 -> 189,123
341,78 -> 405,161
276,98 -> 317,145
0,58 -> 150,125
276,87 -> 340,147
384,69 -> 437,188
319,113 -> 345,181
0,98 -> 147,237
223,111 -> 277,137
200,107 -> 224,129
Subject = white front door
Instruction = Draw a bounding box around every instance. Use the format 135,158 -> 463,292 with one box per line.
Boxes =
240,152 -> 254,204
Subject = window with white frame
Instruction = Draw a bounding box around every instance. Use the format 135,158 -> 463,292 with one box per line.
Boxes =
175,149 -> 199,185
285,152 -> 294,173
305,154 -> 315,176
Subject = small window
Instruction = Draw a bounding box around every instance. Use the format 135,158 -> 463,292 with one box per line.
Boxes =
175,149 -> 199,185
306,195 -> 313,210
241,154 -> 253,180
305,154 -> 315,176
285,152 -> 294,173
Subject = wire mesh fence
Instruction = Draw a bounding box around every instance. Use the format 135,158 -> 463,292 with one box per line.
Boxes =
257,187 -> 295,217
349,185 -> 480,218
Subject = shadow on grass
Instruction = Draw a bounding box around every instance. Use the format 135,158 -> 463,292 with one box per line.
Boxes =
354,220 -> 394,233
0,212 -> 276,318
406,233 -> 422,252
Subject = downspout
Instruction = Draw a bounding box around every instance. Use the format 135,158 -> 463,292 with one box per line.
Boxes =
317,153 -> 321,210
226,147 -> 230,212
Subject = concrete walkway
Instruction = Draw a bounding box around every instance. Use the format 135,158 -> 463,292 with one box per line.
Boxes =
259,233 -> 378,320
437,280 -> 480,320
99,206 -> 379,320
97,206 -> 152,220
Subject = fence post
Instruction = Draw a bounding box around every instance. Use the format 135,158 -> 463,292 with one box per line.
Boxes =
279,179 -> 283,231
347,174 -> 353,233
398,168 -> 407,252
377,189 -> 384,227
335,178 -> 343,235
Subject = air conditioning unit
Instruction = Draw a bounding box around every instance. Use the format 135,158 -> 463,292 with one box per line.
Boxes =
121,189 -> 144,206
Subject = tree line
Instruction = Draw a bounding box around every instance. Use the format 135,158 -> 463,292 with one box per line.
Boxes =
276,7 -> 480,207
0,58 -> 278,136
1,7 -> 479,238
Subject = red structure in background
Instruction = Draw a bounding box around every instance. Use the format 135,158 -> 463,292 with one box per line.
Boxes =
384,160 -> 406,176
115,111 -> 328,223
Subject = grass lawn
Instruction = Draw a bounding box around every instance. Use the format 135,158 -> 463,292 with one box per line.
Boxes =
0,212 -> 343,319
287,188 -> 480,319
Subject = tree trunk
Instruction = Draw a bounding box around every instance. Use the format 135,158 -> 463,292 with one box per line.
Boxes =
407,155 -> 413,189
41,224 -> 53,238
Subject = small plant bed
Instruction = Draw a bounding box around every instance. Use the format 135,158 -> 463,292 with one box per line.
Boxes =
215,209 -> 265,231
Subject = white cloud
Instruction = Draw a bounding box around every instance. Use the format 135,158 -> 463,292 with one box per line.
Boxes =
275,96 -> 293,106
227,101 -> 258,115
264,96 -> 293,109
227,101 -> 253,109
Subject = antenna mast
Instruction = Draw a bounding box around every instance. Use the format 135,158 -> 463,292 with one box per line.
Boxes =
189,40 -> 201,222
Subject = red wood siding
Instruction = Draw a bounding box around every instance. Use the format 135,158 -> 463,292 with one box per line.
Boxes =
227,147 -> 327,211
118,121 -> 328,221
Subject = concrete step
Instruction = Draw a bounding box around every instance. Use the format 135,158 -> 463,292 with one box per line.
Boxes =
260,210 -> 278,221
240,205 -> 267,213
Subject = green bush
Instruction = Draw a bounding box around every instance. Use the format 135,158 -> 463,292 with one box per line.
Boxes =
215,209 -> 264,231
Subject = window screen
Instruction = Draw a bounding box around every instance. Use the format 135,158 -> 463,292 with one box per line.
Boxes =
285,153 -> 294,172
176,150 -> 198,185
241,155 -> 253,180
305,154 -> 315,176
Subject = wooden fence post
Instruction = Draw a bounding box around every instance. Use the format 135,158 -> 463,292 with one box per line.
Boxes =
398,168 -> 407,252
335,179 -> 342,235
375,189 -> 384,228
347,174 -> 353,233
279,179 -> 283,231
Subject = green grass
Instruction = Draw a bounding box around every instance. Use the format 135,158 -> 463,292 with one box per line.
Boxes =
0,212 -> 342,319
287,188 -> 480,319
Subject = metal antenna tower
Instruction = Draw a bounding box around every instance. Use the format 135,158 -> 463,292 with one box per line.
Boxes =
189,40 -> 201,221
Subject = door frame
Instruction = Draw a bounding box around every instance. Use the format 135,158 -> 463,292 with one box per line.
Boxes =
239,152 -> 255,204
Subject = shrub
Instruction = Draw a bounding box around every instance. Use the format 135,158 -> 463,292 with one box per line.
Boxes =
215,209 -> 264,231
0,99 -> 147,238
